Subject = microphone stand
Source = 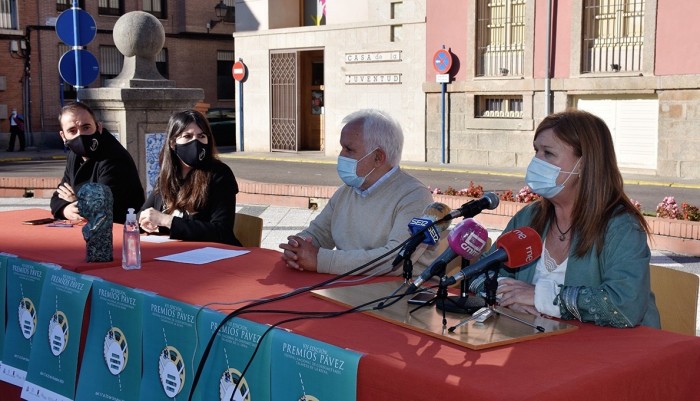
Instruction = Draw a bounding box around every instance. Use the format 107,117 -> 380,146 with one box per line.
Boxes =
376,256 -> 414,309
435,257 -> 486,314
448,269 -> 545,333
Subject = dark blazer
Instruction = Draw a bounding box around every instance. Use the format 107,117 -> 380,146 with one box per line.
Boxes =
141,160 -> 242,246
50,129 -> 145,224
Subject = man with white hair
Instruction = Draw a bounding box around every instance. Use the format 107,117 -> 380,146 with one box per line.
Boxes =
280,109 -> 434,275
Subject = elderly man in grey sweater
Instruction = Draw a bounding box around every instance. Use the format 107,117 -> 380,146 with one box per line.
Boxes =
280,109 -> 437,276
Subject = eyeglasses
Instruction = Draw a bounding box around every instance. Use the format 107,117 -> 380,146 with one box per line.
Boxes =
176,132 -> 208,142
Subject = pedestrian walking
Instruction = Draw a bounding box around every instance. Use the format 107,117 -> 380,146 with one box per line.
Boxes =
7,108 -> 25,152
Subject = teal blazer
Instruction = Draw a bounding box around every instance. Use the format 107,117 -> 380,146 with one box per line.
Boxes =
489,202 -> 660,328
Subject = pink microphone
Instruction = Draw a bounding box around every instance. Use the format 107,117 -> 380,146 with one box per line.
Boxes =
442,226 -> 543,286
408,218 -> 489,293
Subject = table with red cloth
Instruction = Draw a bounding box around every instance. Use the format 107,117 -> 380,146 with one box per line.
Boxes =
2,209 -> 700,401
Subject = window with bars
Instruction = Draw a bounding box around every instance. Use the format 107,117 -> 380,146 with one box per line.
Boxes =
57,0 -> 85,12
98,0 -> 123,16
143,0 -> 166,19
156,48 -> 168,79
0,0 -> 18,29
476,95 -> 523,118
99,46 -> 123,85
217,51 -> 235,100
582,0 -> 645,73
475,0 -> 526,77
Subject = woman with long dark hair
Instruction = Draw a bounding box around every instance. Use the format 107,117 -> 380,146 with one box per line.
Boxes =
139,109 -> 241,246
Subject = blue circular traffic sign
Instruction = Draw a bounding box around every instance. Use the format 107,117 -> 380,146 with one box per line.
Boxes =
433,49 -> 453,74
56,9 -> 96,46
59,49 -> 100,87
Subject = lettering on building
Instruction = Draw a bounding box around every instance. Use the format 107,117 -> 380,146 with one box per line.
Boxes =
345,51 -> 402,63
345,74 -> 402,85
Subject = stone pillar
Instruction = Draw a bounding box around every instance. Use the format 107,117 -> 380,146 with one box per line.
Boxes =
78,11 -> 204,193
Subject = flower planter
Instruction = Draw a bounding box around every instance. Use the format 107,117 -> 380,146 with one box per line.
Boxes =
433,194 -> 700,256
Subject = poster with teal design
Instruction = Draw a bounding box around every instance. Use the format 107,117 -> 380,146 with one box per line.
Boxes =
21,268 -> 94,401
75,280 -> 145,401
0,254 -> 8,357
270,330 -> 362,401
139,294 -> 204,401
191,309 -> 271,401
0,258 -> 51,387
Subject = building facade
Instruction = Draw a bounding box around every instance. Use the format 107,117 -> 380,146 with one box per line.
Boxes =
233,0 -> 429,161
0,0 -> 235,148
425,0 -> 700,179
235,0 -> 700,179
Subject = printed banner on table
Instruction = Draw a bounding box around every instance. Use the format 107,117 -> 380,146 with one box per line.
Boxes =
139,294 -> 204,401
21,268 -> 94,401
75,280 -> 145,401
0,258 -> 52,387
270,330 -> 362,401
191,309 -> 272,401
0,254 -> 9,358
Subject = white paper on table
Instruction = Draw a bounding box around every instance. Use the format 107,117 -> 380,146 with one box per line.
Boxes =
141,234 -> 179,243
155,246 -> 250,265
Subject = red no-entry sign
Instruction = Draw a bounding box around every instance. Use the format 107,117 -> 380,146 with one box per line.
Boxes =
232,60 -> 247,82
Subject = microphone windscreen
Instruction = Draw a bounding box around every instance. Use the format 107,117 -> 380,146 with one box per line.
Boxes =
421,202 -> 452,232
495,226 -> 543,268
447,218 -> 489,260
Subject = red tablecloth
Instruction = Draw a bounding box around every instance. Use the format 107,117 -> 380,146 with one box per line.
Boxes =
2,209 -> 700,400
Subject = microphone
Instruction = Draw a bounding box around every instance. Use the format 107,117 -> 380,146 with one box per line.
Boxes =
442,192 -> 500,221
391,202 -> 452,267
441,226 -> 543,286
407,218 -> 489,293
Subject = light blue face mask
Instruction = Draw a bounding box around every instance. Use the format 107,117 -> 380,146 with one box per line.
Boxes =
337,148 -> 377,188
525,157 -> 581,199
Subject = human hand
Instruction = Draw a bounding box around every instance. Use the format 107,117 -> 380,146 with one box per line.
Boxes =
63,202 -> 83,222
279,235 -> 318,272
496,277 -> 539,315
138,207 -> 173,232
57,183 -> 77,203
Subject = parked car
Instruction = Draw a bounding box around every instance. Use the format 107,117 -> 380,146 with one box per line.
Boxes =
206,108 -> 236,149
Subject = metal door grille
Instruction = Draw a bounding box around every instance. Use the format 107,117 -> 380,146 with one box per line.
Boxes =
270,52 -> 298,152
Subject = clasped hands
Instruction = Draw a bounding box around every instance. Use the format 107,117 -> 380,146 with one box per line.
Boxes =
138,208 -> 174,233
279,235 -> 319,272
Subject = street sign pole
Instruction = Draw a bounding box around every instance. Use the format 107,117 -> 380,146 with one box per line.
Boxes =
232,60 -> 248,152
71,1 -> 82,94
433,47 -> 452,164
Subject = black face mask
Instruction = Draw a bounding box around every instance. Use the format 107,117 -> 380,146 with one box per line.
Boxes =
175,140 -> 208,168
65,133 -> 101,158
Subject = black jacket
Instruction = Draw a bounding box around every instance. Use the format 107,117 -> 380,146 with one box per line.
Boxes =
141,160 -> 241,246
50,129 -> 145,224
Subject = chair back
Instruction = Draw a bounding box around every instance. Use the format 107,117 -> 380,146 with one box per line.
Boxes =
649,264 -> 699,336
233,212 -> 263,248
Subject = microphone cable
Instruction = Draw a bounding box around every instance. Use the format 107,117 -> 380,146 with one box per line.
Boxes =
214,285 -> 436,400
188,221 -> 440,400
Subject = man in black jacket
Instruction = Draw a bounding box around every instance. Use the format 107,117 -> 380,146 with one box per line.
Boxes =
50,102 -> 144,224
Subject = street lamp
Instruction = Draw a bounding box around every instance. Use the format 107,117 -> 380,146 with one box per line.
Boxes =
207,1 -> 229,31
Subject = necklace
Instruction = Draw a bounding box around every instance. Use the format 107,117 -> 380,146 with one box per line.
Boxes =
554,216 -> 572,241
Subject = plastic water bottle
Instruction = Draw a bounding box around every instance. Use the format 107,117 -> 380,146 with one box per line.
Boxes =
122,208 -> 141,270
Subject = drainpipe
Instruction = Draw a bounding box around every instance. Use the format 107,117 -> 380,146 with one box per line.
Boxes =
545,0 -> 553,115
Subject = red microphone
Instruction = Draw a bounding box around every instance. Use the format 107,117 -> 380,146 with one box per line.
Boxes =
441,226 -> 543,286
407,218 -> 489,293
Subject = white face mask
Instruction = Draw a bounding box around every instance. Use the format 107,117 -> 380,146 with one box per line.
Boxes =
525,157 -> 581,199
336,148 -> 377,188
